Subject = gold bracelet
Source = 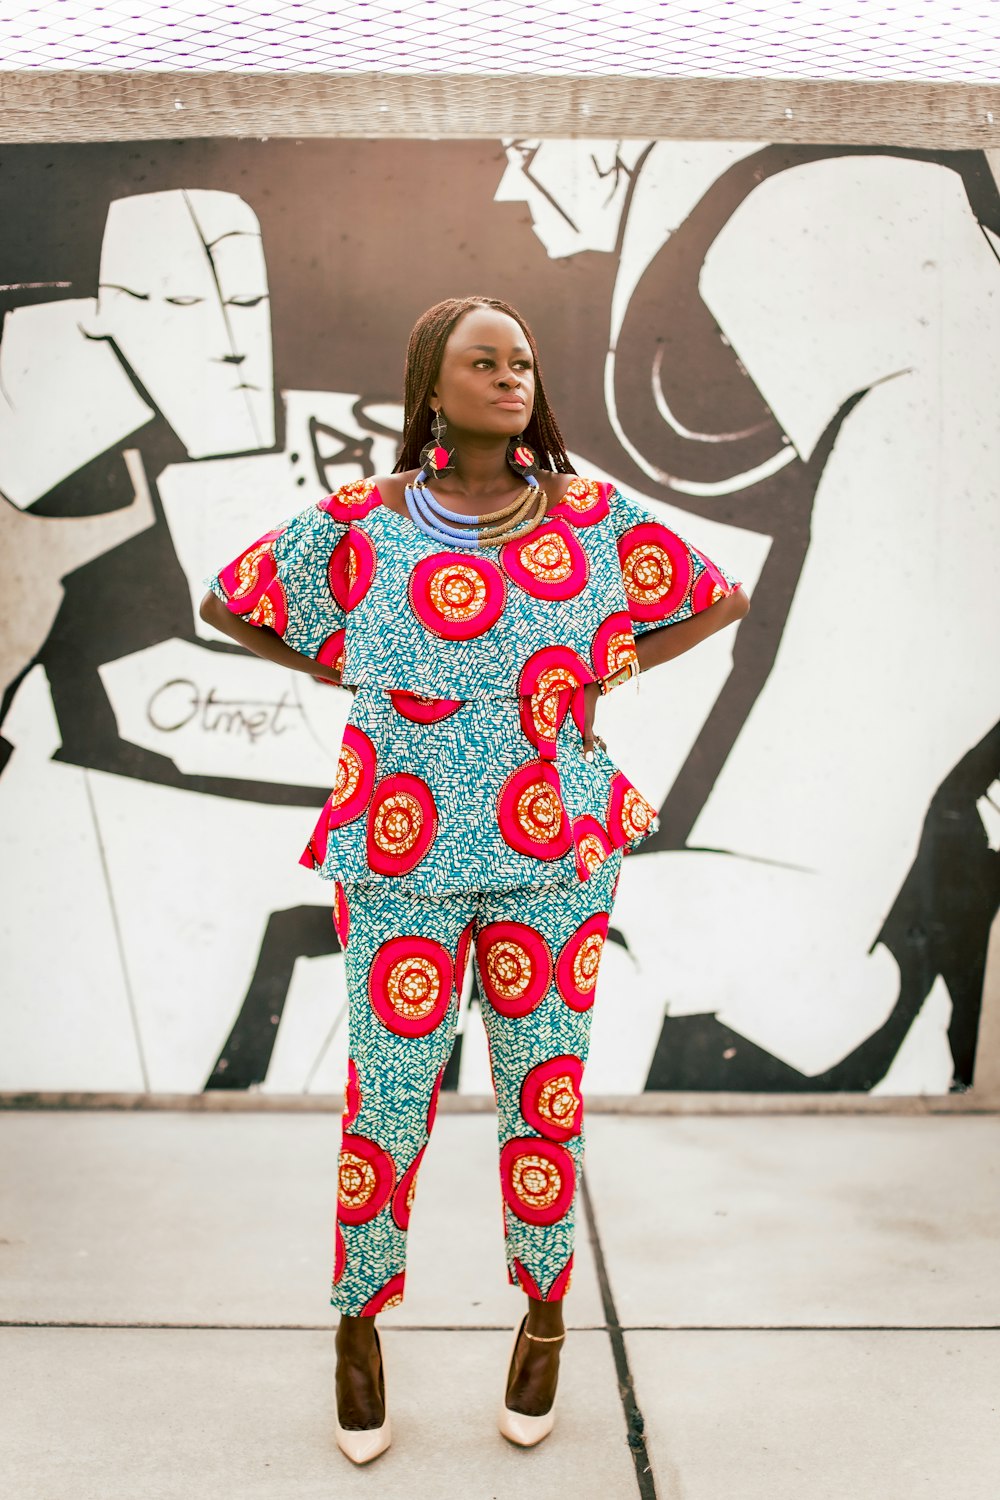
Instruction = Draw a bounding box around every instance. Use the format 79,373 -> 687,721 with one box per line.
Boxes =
598,658 -> 639,695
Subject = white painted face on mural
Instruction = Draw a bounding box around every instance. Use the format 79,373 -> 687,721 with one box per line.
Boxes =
495,138 -> 648,258
90,189 -> 275,458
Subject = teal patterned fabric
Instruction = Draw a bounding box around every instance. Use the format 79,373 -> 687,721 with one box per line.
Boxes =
205,477 -> 740,894
330,851 -> 623,1314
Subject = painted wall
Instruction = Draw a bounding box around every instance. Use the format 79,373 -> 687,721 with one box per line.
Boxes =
1,137 -> 998,1099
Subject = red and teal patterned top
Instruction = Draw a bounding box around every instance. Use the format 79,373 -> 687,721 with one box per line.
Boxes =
205,476 -> 741,894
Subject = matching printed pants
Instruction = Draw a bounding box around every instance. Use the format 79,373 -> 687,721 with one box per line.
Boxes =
330,851 -> 622,1316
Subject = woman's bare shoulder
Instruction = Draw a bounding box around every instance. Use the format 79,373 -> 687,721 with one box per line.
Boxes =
537,471 -> 579,503
370,472 -> 415,515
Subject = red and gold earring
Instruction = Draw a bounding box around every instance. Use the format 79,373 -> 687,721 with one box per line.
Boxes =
506,436 -> 539,482
418,408 -> 456,477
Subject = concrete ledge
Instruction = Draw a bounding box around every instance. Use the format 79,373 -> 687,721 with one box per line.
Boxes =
1,71 -> 998,147
1,1090 -> 996,1113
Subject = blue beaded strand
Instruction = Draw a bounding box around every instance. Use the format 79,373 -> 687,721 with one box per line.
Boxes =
403,469 -> 540,550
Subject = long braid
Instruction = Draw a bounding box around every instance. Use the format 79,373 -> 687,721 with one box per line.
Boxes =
393,296 -> 576,476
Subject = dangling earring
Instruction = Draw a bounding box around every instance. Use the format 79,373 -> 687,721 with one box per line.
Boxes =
419,407 -> 456,477
506,436 -> 540,483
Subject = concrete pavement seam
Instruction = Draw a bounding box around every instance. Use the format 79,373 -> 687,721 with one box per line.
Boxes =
580,1168 -> 659,1500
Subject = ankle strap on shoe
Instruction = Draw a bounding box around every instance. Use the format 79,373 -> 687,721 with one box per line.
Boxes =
523,1329 -> 566,1342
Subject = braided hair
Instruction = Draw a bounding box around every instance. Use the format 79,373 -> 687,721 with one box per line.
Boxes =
393,296 -> 576,476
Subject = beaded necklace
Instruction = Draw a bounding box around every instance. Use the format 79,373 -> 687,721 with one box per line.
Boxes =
404,469 -> 548,549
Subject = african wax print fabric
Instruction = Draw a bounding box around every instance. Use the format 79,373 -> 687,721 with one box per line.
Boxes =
329,852 -> 622,1314
205,477 -> 741,894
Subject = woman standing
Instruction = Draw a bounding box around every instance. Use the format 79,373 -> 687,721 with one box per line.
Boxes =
201,296 -> 749,1464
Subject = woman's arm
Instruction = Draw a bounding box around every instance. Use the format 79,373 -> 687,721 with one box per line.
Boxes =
580,586 -> 750,754
635,584 -> 750,673
198,590 -> 345,685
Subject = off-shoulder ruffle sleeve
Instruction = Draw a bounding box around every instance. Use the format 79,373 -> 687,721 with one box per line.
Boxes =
202,489 -> 363,673
608,486 -> 742,637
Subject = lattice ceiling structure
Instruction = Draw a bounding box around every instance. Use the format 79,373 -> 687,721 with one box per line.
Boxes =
0,0 -> 998,78
0,2 -> 997,146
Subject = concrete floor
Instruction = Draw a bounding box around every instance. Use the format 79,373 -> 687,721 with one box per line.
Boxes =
1,1110 -> 998,1499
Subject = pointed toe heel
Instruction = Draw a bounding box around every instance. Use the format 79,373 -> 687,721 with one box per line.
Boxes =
335,1326 -> 391,1465
498,1314 -> 562,1448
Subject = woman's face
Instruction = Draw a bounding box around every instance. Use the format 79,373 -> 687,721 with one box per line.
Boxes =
430,306 -> 536,440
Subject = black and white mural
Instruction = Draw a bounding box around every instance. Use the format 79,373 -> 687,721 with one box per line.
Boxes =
1,137 -> 998,1097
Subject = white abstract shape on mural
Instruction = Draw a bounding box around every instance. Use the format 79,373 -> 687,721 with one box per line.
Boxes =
582,902 -> 665,1095
262,952 -> 349,1095
694,252 -> 999,867
869,975 -> 956,1097
569,452 -> 768,812
282,389 -> 403,484
1,448 -> 155,697
495,138 -> 649,259
0,298 -> 154,509
976,785 -> 1000,853
700,154 -> 999,464
609,849 -> 902,1078
158,389 -> 402,641
609,138 -> 769,343
90,189 -> 275,458
642,154 -> 1000,1091
84,767 -> 332,1093
0,666 -> 145,1092
98,638 -> 350,785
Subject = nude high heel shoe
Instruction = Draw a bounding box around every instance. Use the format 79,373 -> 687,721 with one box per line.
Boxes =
498,1313 -> 565,1447
334,1325 -> 391,1465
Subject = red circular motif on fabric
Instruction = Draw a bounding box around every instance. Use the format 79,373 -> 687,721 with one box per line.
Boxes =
391,1144 -> 427,1230
317,479 -> 380,520
300,744 -> 373,868
368,934 -> 454,1037
337,1132 -> 395,1224
520,1054 -> 584,1143
455,919 -> 475,996
501,519 -> 589,600
316,628 -> 346,679
571,815 -> 615,880
366,772 -> 438,876
328,725 -> 377,827
512,1258 -> 543,1298
332,881 -> 350,949
218,528 -> 282,603
333,1222 -> 346,1285
548,1254 -> 574,1300
618,521 -> 693,621
427,1063 -> 446,1135
476,921 -> 553,1017
408,552 -> 506,640
497,760 -> 572,861
500,1138 -> 576,1225
556,913 -> 610,1011
328,529 -> 377,611
361,1272 -> 406,1315
517,646 -> 592,749
692,548 -> 733,613
548,477 -> 610,528
245,578 -> 288,634
342,1056 -> 361,1129
387,690 -> 464,723
218,532 -> 290,633
591,611 -> 638,678
607,772 -> 658,846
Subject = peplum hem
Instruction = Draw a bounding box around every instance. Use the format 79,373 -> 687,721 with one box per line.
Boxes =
296,686 -> 659,895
